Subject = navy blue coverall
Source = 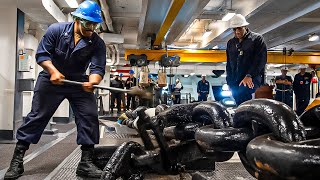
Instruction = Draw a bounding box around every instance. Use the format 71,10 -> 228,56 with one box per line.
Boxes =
226,30 -> 267,105
125,77 -> 137,110
275,75 -> 293,108
293,72 -> 312,116
110,78 -> 124,112
16,22 -> 106,145
197,80 -> 210,101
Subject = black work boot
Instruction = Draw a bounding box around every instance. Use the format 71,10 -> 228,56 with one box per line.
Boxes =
4,143 -> 29,179
76,146 -> 103,178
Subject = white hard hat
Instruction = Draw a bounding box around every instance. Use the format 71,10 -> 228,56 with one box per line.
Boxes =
229,14 -> 250,28
176,79 -> 180,82
114,72 -> 119,76
281,67 -> 289,71
299,64 -> 308,69
201,74 -> 206,77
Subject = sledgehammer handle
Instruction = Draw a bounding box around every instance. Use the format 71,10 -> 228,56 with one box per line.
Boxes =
61,79 -> 130,93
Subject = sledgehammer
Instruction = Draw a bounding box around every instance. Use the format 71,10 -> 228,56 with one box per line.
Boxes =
62,79 -> 152,99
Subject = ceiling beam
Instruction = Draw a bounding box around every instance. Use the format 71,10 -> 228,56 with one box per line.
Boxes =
165,0 -> 211,44
268,25 -> 320,48
137,0 -> 148,47
153,0 -> 185,46
111,12 -> 141,19
292,41 -> 320,51
125,49 -> 320,64
259,1 -> 320,35
99,0 -> 114,32
201,0 -> 272,48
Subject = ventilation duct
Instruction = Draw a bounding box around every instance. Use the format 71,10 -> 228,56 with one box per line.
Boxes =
42,0 -> 67,22
100,33 -> 124,44
99,0 -> 114,32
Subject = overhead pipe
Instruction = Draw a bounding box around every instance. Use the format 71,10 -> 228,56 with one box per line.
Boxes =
100,23 -> 108,32
42,0 -> 67,22
99,0 -> 114,32
105,45 -> 116,66
113,44 -> 120,65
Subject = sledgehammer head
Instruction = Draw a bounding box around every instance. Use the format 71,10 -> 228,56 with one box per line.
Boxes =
128,86 -> 152,99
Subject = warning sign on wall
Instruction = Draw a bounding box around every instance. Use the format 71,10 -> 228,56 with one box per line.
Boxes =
18,54 -> 30,72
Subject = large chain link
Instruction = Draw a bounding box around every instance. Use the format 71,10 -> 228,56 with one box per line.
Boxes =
102,100 -> 320,179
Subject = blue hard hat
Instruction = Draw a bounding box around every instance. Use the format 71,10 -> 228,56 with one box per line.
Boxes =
148,74 -> 152,78
129,70 -> 135,74
71,0 -> 103,23
119,73 -> 123,77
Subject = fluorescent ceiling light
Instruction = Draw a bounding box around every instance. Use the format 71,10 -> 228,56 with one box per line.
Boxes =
222,84 -> 229,91
309,34 -> 319,41
221,91 -> 232,97
188,44 -> 198,48
224,100 -> 236,105
212,45 -> 219,49
183,74 -> 189,78
190,73 -> 195,76
202,31 -> 212,38
222,12 -> 236,21
65,0 -> 79,8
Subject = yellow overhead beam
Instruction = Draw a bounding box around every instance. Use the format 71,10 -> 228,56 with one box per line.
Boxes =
153,0 -> 185,46
124,49 -> 320,64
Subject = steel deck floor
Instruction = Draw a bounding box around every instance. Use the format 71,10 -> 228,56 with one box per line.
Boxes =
49,138 -> 254,180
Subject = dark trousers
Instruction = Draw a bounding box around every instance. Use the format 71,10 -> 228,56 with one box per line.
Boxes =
198,93 -> 208,101
16,85 -> 99,145
230,85 -> 256,106
121,93 -> 126,110
111,93 -> 121,111
154,94 -> 161,106
296,97 -> 310,116
141,98 -> 153,108
126,94 -> 136,110
275,91 -> 293,108
173,95 -> 181,104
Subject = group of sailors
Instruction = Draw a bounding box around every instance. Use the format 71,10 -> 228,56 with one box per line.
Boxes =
108,64 -> 317,116
274,65 -> 316,115
109,70 -> 185,113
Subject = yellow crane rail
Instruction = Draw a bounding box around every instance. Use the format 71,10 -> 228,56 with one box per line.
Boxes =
125,49 -> 320,64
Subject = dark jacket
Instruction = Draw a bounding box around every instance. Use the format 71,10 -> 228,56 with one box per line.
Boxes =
172,82 -> 183,95
36,22 -> 106,82
125,77 -> 137,89
110,78 -> 124,93
197,80 -> 209,94
275,75 -> 293,91
293,72 -> 312,98
226,30 -> 267,87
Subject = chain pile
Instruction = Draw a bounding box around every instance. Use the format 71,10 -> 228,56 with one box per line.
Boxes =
100,99 -> 320,180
